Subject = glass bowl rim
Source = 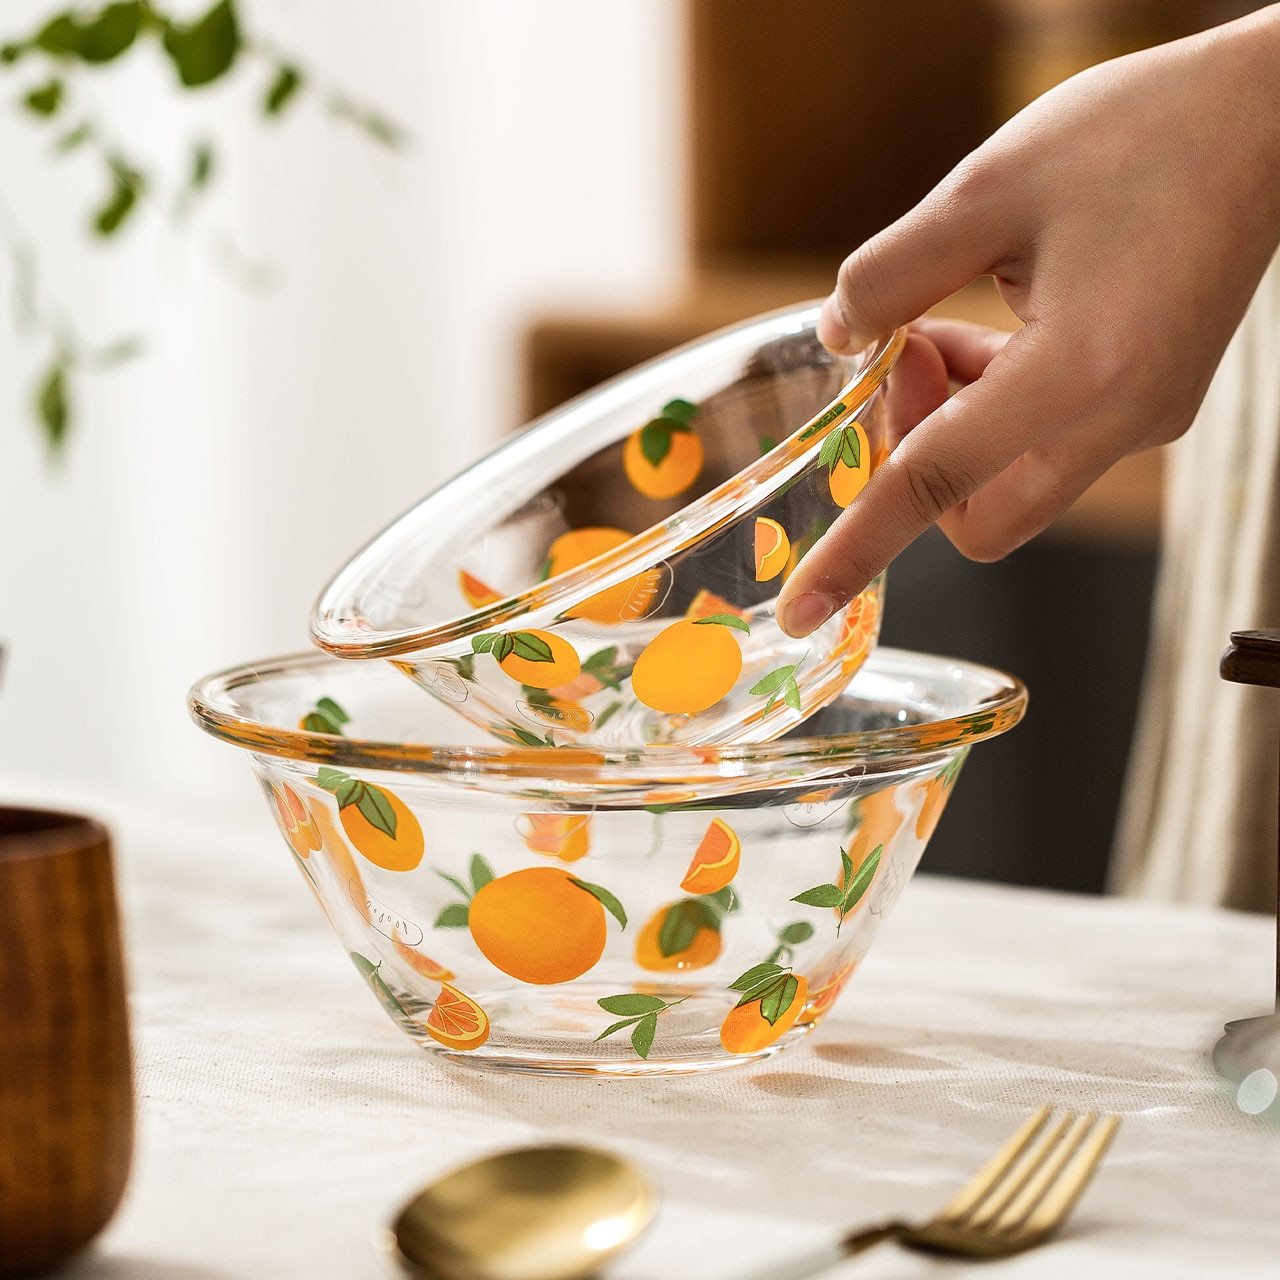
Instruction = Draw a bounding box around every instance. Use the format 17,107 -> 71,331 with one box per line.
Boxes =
188,646 -> 1027,788
310,302 -> 907,659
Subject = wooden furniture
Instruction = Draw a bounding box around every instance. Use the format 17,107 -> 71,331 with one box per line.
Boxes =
0,809 -> 133,1276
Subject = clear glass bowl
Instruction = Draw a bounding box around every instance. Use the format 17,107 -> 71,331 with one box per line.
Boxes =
312,304 -> 905,748
190,646 -> 1025,1076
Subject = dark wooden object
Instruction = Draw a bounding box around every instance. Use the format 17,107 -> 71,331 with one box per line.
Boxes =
1213,630 -> 1280,1088
1219,629 -> 1280,1004
0,809 -> 133,1276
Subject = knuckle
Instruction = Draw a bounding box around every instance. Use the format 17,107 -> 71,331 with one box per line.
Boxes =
899,453 -> 975,526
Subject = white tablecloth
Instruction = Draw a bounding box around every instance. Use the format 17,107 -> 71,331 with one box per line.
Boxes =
12,782 -> 1276,1280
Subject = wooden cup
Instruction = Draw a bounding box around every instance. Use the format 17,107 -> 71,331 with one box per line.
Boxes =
0,809 -> 133,1276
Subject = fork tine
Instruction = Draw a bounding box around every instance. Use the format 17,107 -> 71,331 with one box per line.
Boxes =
937,1106 -> 1051,1222
992,1112 -> 1098,1231
962,1111 -> 1077,1228
1018,1115 -> 1121,1237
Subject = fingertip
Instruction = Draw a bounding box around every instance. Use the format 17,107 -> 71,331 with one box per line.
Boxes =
816,293 -> 861,355
777,590 -> 840,638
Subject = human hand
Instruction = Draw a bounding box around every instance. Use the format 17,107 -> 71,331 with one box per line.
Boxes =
779,4 -> 1280,637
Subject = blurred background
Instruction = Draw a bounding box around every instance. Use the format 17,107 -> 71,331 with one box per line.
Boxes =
0,0 -> 1262,893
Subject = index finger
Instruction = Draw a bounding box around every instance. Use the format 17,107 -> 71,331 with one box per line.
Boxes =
777,326 -> 1062,636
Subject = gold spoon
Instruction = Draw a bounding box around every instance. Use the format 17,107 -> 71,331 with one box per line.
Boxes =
380,1144 -> 658,1280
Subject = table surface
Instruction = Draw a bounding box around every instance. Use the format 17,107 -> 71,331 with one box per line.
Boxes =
13,780 -> 1276,1280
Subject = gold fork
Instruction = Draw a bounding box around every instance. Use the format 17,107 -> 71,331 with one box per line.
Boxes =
747,1108 -> 1120,1279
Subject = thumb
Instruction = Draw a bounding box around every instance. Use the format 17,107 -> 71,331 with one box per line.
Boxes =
819,162 -> 1022,353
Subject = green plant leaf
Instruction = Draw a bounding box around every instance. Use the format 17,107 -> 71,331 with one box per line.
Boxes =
839,426 -> 861,469
349,952 -> 378,979
595,1016 -> 644,1041
594,700 -> 622,730
54,121 -> 93,152
657,900 -> 699,957
779,921 -> 814,945
760,974 -> 798,1026
189,140 -> 215,191
93,334 -> 143,366
93,165 -> 143,236
638,418 -> 674,467
76,2 -> 143,63
301,711 -> 342,735
759,434 -> 778,455
468,853 -> 495,892
841,844 -> 882,913
840,847 -> 854,886
783,677 -> 802,713
355,784 -> 397,838
326,94 -> 408,149
433,903 -> 470,929
35,361 -> 69,451
570,877 -> 627,930
598,994 -> 666,1016
315,766 -> 348,792
264,63 -> 302,115
749,665 -> 796,697
661,397 -> 698,424
694,613 -> 750,633
631,1013 -> 657,1059
510,631 -> 554,663
34,15 -> 81,55
23,79 -> 63,116
161,0 -> 240,88
792,883 -> 844,909
334,777 -> 360,808
315,696 -> 349,726
707,886 -> 739,915
729,962 -> 785,993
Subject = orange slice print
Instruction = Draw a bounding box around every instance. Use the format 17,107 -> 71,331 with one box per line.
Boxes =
754,517 -> 791,582
424,983 -> 491,1051
680,818 -> 741,894
458,568 -> 501,609
516,813 -> 592,862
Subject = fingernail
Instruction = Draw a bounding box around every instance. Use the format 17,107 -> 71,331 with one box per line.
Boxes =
817,296 -> 855,354
781,592 -> 838,638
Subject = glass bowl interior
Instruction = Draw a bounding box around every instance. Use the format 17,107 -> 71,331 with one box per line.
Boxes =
311,303 -> 903,657
190,647 -> 1026,806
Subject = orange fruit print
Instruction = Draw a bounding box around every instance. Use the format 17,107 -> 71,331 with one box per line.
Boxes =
546,526 -> 661,625
631,617 -> 744,715
680,818 -> 741,894
915,754 -> 965,841
721,972 -> 808,1055
634,900 -> 723,972
623,398 -> 704,499
315,767 -> 424,872
822,421 -> 871,508
835,592 -> 879,674
468,866 -> 626,985
424,984 -> 491,1051
474,628 -> 581,691
754,518 -> 790,582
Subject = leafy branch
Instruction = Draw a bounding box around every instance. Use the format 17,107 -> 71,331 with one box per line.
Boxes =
1,0 -> 407,453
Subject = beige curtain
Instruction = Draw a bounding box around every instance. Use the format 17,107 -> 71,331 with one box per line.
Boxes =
1112,254 -> 1280,912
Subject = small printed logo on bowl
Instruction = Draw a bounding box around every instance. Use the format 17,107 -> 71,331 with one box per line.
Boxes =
782,788 -> 849,829
418,662 -> 469,703
517,698 -> 595,731
351,883 -> 424,946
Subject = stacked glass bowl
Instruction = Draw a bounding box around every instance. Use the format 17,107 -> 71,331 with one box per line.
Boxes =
191,303 -> 1026,1075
